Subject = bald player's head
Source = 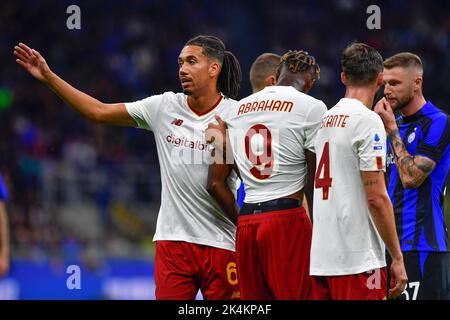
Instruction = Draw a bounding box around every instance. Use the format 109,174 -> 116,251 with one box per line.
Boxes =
383,52 -> 424,111
249,53 -> 281,93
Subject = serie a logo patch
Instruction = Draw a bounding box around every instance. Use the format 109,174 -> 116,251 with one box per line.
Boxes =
373,133 -> 383,150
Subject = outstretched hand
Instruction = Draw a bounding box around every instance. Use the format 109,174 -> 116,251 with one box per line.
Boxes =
14,43 -> 52,82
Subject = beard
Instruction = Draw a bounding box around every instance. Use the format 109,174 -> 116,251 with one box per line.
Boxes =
182,88 -> 192,95
392,94 -> 413,111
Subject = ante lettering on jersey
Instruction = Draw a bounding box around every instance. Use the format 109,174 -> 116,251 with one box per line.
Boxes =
320,114 -> 349,128
237,100 -> 293,115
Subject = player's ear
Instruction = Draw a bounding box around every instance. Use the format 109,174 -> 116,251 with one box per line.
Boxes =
209,61 -> 221,78
340,72 -> 347,86
265,75 -> 277,86
375,72 -> 383,87
303,75 -> 314,94
413,75 -> 423,93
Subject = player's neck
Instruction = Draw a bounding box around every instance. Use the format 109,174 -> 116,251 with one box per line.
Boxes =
277,76 -> 306,93
400,95 -> 427,117
187,91 -> 222,113
344,87 -> 376,109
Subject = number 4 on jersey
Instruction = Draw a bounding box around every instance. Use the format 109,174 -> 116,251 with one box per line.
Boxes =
315,141 -> 332,200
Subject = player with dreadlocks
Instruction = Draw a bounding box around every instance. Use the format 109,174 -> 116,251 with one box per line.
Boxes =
15,35 -> 242,300
206,50 -> 326,299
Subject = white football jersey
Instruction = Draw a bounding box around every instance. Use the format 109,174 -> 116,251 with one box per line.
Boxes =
221,86 -> 327,203
125,92 -> 238,251
310,98 -> 387,276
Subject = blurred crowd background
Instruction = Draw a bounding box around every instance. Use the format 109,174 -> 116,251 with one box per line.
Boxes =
0,0 -> 449,267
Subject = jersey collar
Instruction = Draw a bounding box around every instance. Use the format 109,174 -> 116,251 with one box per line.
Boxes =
186,95 -> 224,117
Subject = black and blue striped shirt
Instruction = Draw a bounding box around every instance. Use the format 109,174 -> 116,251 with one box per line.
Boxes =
386,101 -> 450,252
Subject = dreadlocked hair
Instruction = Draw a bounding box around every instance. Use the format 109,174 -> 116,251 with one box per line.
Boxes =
279,50 -> 320,81
186,35 -> 242,99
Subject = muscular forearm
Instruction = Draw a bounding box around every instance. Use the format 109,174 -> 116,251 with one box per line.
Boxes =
388,129 -> 435,188
44,71 -> 106,122
367,194 -> 403,260
208,183 -> 238,225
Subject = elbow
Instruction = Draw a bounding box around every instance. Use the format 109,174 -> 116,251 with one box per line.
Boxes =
89,103 -> 107,124
91,110 -> 106,124
206,180 -> 220,198
367,193 -> 389,213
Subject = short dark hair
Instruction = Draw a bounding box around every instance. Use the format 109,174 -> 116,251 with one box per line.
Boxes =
342,42 -> 383,86
185,35 -> 242,99
249,53 -> 281,91
278,50 -> 320,81
384,52 -> 423,72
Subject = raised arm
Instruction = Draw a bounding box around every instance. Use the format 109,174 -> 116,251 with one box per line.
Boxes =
375,98 -> 436,188
14,43 -> 136,127
361,170 -> 408,299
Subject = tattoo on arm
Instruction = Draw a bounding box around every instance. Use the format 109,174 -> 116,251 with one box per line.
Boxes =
364,179 -> 379,187
388,129 -> 436,187
388,129 -> 407,160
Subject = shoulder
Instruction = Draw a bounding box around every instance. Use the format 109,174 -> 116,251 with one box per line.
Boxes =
217,97 -> 239,111
219,96 -> 238,108
162,91 -> 182,103
295,91 -> 327,112
411,103 -> 450,134
217,96 -> 238,117
338,99 -> 383,128
356,108 -> 383,126
128,91 -> 179,106
282,88 -> 327,113
428,104 -> 449,125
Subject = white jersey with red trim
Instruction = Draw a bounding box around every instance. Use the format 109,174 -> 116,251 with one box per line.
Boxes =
310,98 -> 387,276
221,86 -> 327,203
125,92 -> 238,251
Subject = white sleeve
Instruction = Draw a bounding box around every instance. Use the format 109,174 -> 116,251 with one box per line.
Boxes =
302,101 -> 328,152
217,100 -> 234,123
352,114 -> 387,172
124,93 -> 167,131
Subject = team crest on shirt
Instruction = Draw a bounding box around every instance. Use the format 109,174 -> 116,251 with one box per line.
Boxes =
407,131 -> 416,144
373,133 -> 383,150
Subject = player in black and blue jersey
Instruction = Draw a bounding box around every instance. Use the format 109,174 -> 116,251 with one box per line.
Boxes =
375,52 -> 450,300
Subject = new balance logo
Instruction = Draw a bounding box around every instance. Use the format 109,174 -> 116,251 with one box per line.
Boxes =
171,119 -> 184,126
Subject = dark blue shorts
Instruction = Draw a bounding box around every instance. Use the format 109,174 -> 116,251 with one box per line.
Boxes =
387,251 -> 450,300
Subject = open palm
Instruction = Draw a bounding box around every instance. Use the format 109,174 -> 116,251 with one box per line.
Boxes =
14,43 -> 51,82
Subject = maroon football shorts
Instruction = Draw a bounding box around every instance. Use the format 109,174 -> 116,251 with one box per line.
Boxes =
311,267 -> 387,300
154,240 -> 240,300
236,206 -> 313,300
